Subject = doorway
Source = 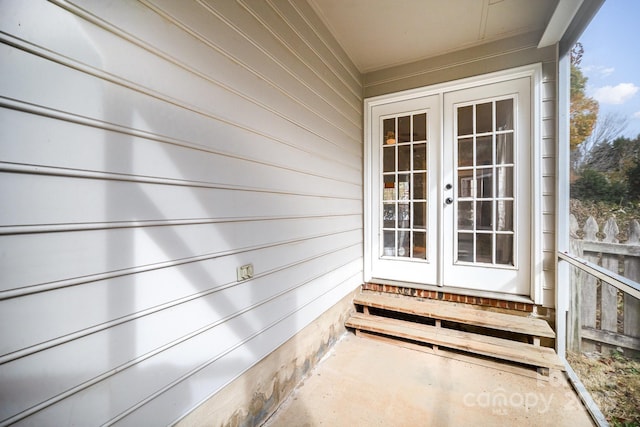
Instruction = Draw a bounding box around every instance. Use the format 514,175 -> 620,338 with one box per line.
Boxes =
365,68 -> 538,297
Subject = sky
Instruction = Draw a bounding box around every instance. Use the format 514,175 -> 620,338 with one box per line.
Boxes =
578,0 -> 640,139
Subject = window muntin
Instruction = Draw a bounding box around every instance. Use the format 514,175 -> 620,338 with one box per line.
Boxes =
455,98 -> 516,266
381,112 -> 429,260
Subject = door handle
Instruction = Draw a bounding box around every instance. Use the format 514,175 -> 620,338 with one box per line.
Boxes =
445,197 -> 453,205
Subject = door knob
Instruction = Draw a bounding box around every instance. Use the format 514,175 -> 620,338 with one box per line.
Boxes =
445,197 -> 453,205
445,183 -> 452,190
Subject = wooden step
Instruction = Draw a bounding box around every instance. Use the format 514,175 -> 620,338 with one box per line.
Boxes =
354,292 -> 555,340
346,312 -> 565,371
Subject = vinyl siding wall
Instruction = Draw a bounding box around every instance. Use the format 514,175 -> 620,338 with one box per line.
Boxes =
541,59 -> 558,308
0,1 -> 362,425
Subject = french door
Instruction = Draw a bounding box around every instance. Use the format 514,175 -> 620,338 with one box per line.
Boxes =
368,75 -> 532,296
369,95 -> 440,285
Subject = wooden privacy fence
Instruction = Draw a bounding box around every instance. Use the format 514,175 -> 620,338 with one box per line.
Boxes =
568,215 -> 640,355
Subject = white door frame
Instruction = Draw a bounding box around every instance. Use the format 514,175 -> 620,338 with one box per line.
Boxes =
363,64 -> 543,303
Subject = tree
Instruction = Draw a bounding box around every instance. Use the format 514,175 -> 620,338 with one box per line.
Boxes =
571,169 -> 611,201
571,168 -> 628,204
574,112 -> 628,169
568,44 -> 640,205
627,162 -> 640,201
582,135 -> 640,180
570,43 -> 599,151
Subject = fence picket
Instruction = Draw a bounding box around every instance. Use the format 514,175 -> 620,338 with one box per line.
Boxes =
624,220 -> 640,343
569,215 -> 640,355
580,216 -> 599,353
600,218 -> 620,354
568,215 -> 583,352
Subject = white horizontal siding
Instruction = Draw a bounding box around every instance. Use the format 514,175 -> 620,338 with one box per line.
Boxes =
119,270 -> 360,426
0,252 -> 362,421
541,60 -> 557,307
1,215 -> 361,293
0,39 -> 361,172
0,172 -> 361,227
0,229 -> 363,353
0,0 -> 363,425
0,105 -> 362,191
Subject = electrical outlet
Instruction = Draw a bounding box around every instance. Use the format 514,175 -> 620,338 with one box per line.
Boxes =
237,263 -> 254,281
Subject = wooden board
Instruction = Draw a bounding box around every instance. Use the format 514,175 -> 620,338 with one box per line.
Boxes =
354,292 -> 555,338
354,330 -> 555,381
346,313 -> 564,370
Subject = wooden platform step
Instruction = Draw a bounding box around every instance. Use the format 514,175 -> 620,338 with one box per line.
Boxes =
346,312 -> 565,371
354,292 -> 555,341
347,291 -> 563,373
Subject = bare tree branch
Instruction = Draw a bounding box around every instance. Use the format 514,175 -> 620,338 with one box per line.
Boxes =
575,112 -> 629,169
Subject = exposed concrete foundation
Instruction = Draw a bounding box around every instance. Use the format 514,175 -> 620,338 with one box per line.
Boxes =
175,288 -> 358,427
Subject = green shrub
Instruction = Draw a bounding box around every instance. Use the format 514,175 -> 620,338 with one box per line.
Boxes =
571,169 -> 631,204
572,169 -> 613,201
626,162 -> 640,201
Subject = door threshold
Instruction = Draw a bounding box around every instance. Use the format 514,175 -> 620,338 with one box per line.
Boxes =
367,278 -> 535,305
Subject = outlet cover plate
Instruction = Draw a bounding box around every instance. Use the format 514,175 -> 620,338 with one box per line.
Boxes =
237,264 -> 254,281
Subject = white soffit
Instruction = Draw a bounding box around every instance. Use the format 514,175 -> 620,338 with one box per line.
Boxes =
538,0 -> 584,48
309,0 -> 558,73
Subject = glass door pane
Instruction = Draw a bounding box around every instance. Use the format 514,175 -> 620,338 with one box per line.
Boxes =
381,112 -> 429,260
455,98 -> 515,266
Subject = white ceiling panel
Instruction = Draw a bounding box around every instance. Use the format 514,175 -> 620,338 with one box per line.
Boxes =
309,0 -> 558,73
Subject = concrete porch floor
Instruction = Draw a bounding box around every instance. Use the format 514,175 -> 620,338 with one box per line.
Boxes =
262,333 -> 594,427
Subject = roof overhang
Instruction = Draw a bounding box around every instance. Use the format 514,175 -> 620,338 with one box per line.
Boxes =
538,0 -> 585,48
309,0 -> 605,74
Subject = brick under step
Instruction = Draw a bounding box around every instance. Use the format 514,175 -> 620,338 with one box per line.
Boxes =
347,291 -> 563,372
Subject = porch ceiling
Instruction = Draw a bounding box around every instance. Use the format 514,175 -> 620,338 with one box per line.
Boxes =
308,0 -> 559,73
